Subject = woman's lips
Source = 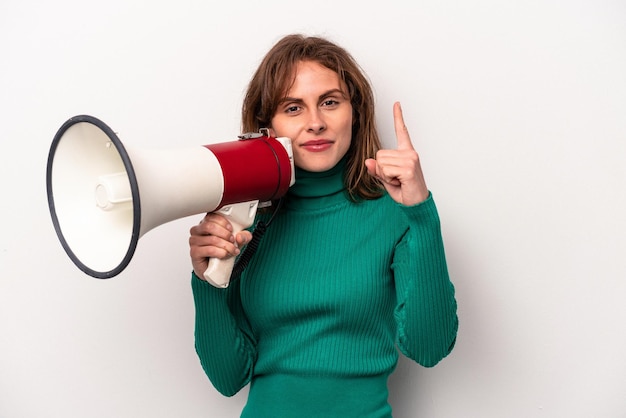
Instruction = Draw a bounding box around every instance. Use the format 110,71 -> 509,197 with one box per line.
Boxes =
301,140 -> 333,152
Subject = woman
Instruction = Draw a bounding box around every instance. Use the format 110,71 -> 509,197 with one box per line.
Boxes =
189,34 -> 458,417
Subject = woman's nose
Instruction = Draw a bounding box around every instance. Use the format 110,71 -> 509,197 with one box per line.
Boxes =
306,109 -> 326,133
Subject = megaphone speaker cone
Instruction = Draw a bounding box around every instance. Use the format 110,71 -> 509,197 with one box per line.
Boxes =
47,115 -> 141,279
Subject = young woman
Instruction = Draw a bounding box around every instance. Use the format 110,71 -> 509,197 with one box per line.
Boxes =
188,34 -> 458,417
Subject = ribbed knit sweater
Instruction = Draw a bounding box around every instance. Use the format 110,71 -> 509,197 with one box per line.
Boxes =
191,159 -> 458,417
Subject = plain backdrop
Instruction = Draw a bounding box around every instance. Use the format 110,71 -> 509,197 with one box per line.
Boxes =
1,0 -> 625,417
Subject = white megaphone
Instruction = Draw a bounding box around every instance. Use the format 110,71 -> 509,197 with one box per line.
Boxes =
46,115 -> 294,287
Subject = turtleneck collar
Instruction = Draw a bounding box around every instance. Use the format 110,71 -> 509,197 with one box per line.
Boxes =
285,158 -> 348,210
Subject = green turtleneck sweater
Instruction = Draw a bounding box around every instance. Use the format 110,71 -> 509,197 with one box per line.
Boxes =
191,159 -> 458,417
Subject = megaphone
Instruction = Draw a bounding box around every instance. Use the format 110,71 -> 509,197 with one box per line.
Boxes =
46,115 -> 294,287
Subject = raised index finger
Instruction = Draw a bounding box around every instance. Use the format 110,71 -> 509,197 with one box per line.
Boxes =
393,101 -> 415,151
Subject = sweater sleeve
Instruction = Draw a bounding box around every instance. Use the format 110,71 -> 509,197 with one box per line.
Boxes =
191,272 -> 257,396
392,193 -> 458,367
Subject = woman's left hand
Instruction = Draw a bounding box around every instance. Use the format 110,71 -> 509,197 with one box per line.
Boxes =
365,102 -> 429,206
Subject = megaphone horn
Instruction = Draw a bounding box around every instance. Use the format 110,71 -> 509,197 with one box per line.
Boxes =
46,115 -> 294,287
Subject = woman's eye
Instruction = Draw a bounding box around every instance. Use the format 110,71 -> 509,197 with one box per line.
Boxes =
321,99 -> 339,107
285,105 -> 300,113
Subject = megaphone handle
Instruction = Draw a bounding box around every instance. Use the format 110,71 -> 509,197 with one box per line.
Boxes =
203,200 -> 259,288
204,257 -> 236,289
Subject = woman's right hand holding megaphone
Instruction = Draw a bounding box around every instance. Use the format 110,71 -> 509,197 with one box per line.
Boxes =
189,212 -> 252,284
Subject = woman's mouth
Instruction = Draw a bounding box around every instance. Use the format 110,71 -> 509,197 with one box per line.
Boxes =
301,140 -> 333,152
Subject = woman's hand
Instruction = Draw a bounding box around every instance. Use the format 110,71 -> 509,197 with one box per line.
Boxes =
189,213 -> 252,280
365,102 -> 429,206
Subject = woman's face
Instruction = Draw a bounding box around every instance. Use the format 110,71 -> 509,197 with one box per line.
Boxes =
270,60 -> 353,172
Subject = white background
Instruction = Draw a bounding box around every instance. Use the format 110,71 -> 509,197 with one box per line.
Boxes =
1,0 -> 625,417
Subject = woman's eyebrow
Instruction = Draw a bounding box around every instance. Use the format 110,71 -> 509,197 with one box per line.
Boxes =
319,88 -> 349,99
278,97 -> 304,105
279,89 -> 348,104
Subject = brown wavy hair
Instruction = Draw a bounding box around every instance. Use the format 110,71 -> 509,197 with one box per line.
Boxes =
241,34 -> 383,201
